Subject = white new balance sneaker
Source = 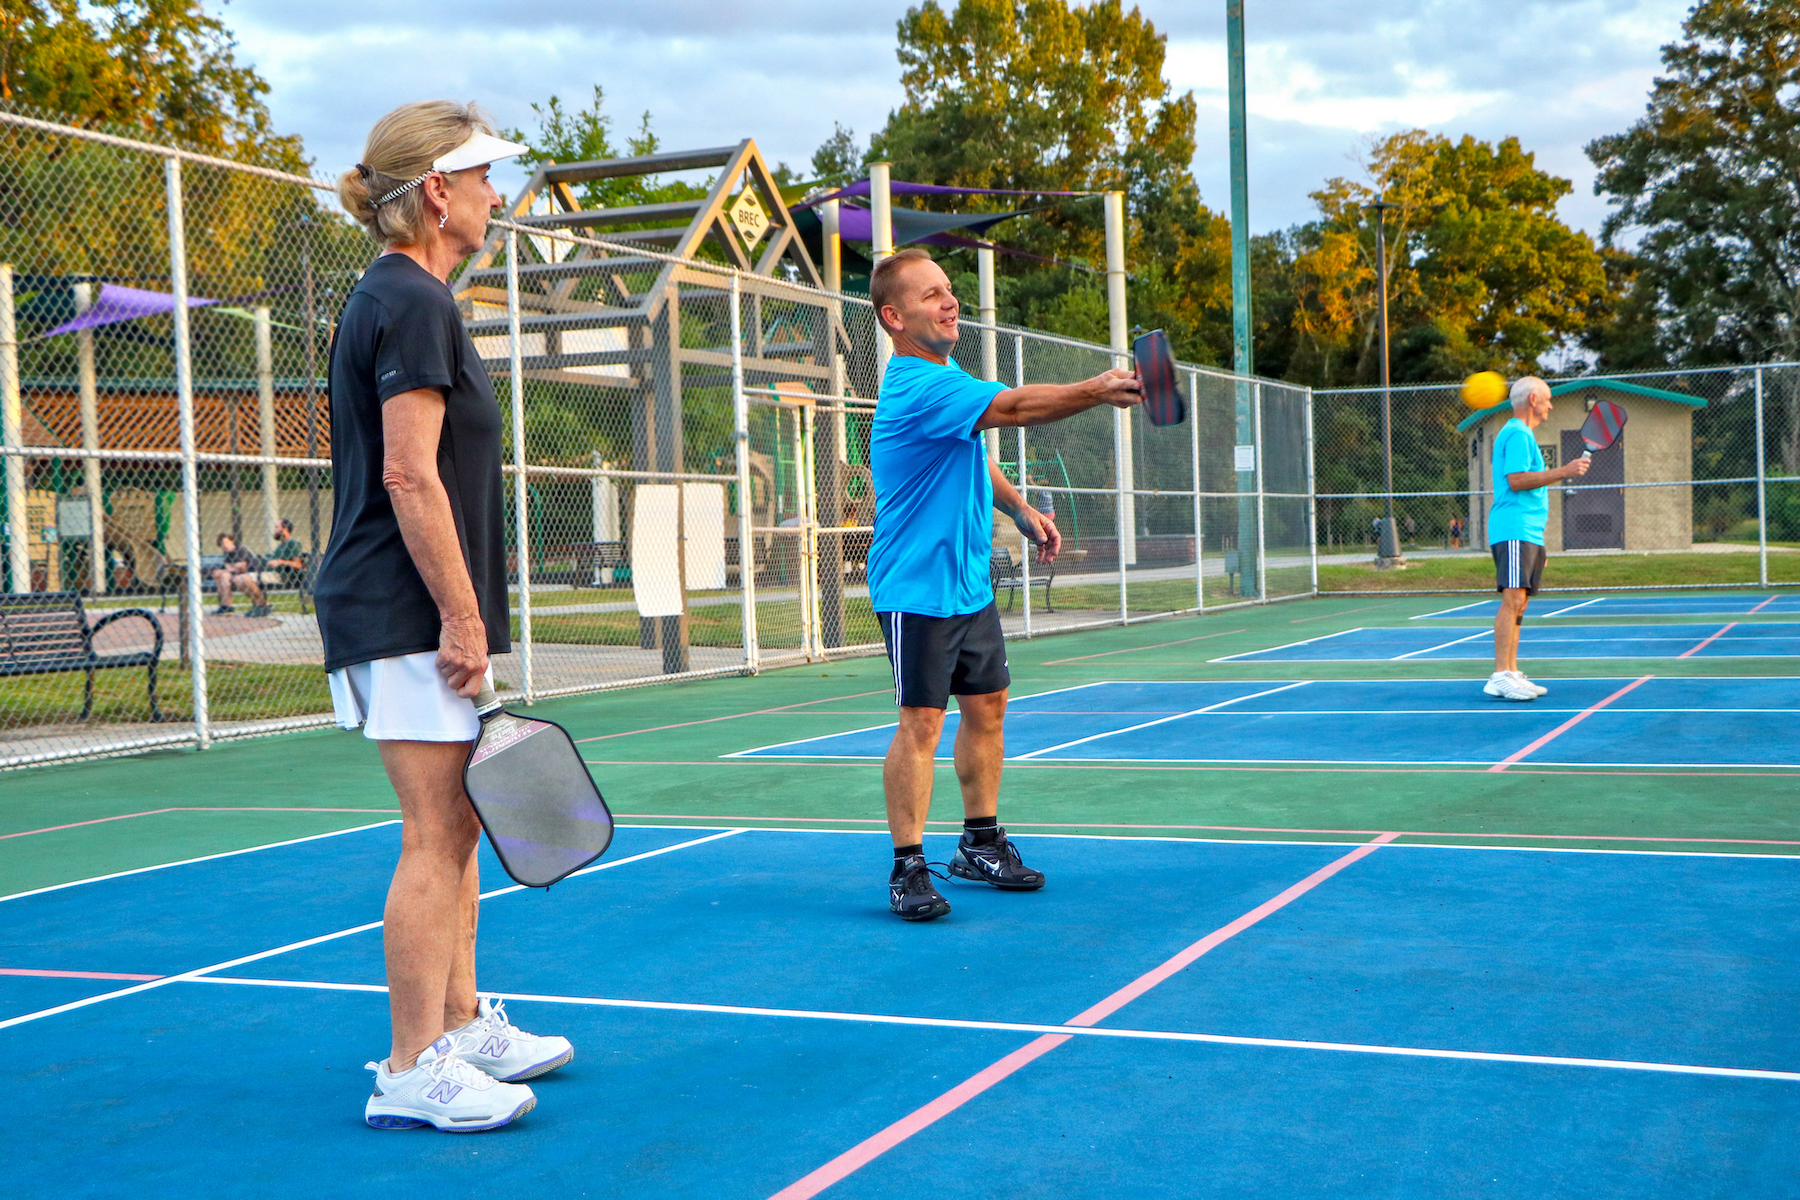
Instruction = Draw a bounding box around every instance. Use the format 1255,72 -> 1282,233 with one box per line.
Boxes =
1507,670 -> 1549,697
364,1034 -> 536,1131
450,997 -> 574,1083
1483,671 -> 1537,702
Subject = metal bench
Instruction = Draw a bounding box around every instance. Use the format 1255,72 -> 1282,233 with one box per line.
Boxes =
567,541 -> 628,586
0,592 -> 165,722
990,547 -> 1058,612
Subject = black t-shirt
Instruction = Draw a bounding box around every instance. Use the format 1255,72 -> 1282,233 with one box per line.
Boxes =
314,253 -> 510,672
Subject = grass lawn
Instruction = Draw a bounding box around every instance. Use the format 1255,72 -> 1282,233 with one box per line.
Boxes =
520,596 -> 887,648
1320,551 -> 1800,592
0,661 -> 331,727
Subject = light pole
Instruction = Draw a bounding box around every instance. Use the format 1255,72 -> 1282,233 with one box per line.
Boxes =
1365,194 -> 1403,566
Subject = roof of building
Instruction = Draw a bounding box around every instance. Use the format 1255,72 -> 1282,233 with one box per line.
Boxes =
1456,378 -> 1707,433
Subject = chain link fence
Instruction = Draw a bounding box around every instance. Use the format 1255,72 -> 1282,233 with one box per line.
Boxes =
1313,367 -> 1800,591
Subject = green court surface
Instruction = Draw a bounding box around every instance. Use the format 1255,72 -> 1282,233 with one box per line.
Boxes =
5,591 -> 1797,898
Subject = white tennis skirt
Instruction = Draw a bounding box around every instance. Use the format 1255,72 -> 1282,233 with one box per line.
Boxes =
328,650 -> 491,742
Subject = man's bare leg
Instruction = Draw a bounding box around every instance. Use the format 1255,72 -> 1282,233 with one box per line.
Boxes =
1494,588 -> 1530,674
884,705 -> 946,847
952,689 -> 1006,821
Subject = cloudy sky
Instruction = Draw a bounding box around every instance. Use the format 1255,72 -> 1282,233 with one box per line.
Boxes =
226,0 -> 1693,237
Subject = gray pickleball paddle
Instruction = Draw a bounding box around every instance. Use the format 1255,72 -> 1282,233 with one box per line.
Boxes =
463,682 -> 613,888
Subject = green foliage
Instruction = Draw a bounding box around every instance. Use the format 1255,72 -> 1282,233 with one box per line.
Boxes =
0,0 -> 303,169
504,86 -> 708,212
1586,0 -> 1800,469
838,0 -> 1231,365
1274,130 -> 1606,388
810,123 -> 863,189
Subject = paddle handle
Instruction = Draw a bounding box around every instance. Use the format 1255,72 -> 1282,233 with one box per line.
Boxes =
473,679 -> 505,718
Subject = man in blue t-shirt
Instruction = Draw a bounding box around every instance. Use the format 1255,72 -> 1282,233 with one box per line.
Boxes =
1486,376 -> 1590,702
868,248 -> 1141,921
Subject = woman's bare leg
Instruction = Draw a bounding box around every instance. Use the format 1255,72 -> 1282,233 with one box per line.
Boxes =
378,738 -> 481,1070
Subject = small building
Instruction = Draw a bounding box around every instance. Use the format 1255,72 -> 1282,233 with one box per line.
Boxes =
1462,380 -> 1706,552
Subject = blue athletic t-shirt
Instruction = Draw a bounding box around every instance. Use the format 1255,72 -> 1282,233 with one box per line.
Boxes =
867,354 -> 1005,616
1488,417 -> 1548,545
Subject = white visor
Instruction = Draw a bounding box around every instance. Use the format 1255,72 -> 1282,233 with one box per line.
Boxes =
433,130 -> 530,173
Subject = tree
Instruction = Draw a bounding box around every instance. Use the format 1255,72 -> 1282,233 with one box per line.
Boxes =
1587,0 -> 1800,469
504,86 -> 710,213
1,0 -> 302,169
1288,130 -> 1607,387
810,122 -> 862,189
840,0 -> 1232,365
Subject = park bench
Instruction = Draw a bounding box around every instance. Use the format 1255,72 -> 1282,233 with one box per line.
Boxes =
567,540 -> 628,586
990,547 -> 1059,612
0,592 -> 165,722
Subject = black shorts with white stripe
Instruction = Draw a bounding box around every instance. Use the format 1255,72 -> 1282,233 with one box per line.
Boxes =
878,602 -> 1010,710
1492,540 -> 1547,595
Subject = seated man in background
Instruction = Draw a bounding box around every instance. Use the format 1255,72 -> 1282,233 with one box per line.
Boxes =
266,517 -> 307,590
212,532 -> 267,617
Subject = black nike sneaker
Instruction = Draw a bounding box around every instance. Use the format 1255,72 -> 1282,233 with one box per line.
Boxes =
889,854 -> 952,921
949,827 -> 1045,891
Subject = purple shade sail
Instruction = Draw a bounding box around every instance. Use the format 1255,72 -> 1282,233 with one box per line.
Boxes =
799,179 -> 1094,208
37,283 -> 217,340
830,204 -> 1027,246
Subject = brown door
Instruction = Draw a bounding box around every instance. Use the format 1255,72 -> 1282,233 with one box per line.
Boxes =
1561,430 -> 1624,550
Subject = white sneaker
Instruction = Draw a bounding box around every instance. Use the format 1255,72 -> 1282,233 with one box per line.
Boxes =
364,1033 -> 537,1131
1507,670 -> 1548,697
1483,671 -> 1537,702
450,997 -> 574,1082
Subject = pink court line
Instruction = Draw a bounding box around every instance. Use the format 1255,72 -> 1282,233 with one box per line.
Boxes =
609,814 -> 1800,847
572,689 -> 891,744
1487,675 -> 1656,773
0,806 -> 400,841
1749,596 -> 1777,614
0,968 -> 163,981
1040,629 -> 1247,665
1677,623 -> 1738,659
766,833 -> 1399,1200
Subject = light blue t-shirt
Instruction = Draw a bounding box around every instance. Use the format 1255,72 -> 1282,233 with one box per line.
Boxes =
867,354 -> 1005,616
1489,417 -> 1548,545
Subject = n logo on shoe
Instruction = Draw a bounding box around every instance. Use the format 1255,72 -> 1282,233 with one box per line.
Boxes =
425,1081 -> 464,1104
480,1036 -> 511,1057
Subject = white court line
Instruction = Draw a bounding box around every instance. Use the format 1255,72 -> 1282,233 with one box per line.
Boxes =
0,829 -> 745,1033
1211,628 -> 1367,663
1014,682 -> 1313,760
181,976 -> 1800,1084
0,820 -> 402,905
721,680 -> 1115,759
1411,599 -> 1494,620
1391,629 -> 1494,661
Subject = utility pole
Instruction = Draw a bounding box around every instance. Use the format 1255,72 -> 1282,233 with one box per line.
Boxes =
1365,194 -> 1404,567
1227,0 -> 1258,596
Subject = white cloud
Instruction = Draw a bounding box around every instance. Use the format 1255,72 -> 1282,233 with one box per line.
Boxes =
226,0 -> 1693,237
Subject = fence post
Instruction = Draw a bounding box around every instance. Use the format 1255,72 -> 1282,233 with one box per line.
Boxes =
1015,333 -> 1032,638
731,276 -> 758,671
0,265 -> 25,595
1305,386 -> 1318,596
504,230 -> 533,702
801,405 -> 820,659
75,283 -> 107,593
1755,366 -> 1769,588
1104,190 -> 1134,608
1190,369 -> 1203,610
1254,381 -> 1268,602
255,307 -> 279,555
166,157 -> 210,748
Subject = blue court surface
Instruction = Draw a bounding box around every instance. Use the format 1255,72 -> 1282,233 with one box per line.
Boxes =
731,678 -> 1800,768
1417,592 -> 1800,619
4,822 -> 1797,1197
1217,622 -> 1800,662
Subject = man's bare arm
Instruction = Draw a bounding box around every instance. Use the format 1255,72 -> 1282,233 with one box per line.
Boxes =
1507,458 -> 1590,491
975,368 -> 1141,431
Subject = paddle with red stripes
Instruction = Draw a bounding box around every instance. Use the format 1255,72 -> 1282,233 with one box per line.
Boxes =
1579,399 -> 1627,459
1132,329 -> 1185,426
463,682 -> 613,888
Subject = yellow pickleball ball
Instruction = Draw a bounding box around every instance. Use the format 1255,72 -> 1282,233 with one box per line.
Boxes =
1461,370 -> 1508,409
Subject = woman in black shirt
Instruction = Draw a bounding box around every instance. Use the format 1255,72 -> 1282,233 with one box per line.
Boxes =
322,100 -> 567,1133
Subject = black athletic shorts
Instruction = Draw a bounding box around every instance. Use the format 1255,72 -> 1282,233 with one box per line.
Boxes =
878,602 -> 1010,709
1492,540 -> 1547,595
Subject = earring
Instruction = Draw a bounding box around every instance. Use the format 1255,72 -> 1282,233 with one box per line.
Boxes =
438,210 -> 449,229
